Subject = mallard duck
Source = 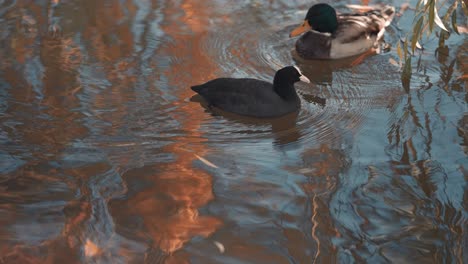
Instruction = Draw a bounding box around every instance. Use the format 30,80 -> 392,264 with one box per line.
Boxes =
289,3 -> 395,60
191,66 -> 310,118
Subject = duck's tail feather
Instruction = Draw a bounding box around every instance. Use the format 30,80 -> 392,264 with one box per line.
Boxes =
381,5 -> 396,26
375,5 -> 395,40
346,4 -> 395,25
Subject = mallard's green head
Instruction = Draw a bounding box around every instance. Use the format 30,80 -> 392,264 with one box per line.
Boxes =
306,4 -> 338,33
290,3 -> 338,37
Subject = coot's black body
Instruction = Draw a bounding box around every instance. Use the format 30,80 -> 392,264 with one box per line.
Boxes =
191,66 -> 310,118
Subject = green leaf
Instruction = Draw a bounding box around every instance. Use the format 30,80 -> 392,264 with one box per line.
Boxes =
452,9 -> 459,34
417,0 -> 429,15
416,0 -> 423,11
403,36 -> 409,58
396,41 -> 403,62
462,0 -> 468,16
422,0 -> 430,11
429,0 -> 435,32
412,16 -> 424,52
442,1 -> 458,22
433,5 -> 449,31
401,57 -> 412,93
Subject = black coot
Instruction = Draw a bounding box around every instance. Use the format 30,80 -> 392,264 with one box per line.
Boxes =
191,66 -> 310,118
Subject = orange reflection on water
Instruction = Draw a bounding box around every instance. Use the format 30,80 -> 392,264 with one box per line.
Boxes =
298,144 -> 343,263
123,0 -> 222,256
5,2 -> 88,155
0,1 -> 90,259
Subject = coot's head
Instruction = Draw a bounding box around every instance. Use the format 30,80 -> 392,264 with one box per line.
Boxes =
290,3 -> 338,37
275,66 -> 310,84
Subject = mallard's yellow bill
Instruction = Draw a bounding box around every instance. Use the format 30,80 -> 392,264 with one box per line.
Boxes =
290,20 -> 311,37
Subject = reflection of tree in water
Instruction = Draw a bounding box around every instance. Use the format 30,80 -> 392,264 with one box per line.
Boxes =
110,0 -> 225,260
0,0 -> 466,263
327,40 -> 467,262
1,0 -> 223,262
458,114 -> 467,155
0,0 -> 89,261
455,42 -> 467,157
297,144 -> 348,263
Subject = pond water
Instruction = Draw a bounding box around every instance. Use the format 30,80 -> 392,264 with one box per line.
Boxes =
0,0 -> 466,263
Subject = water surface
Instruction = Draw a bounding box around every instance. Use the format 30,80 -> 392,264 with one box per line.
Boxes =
0,0 -> 466,263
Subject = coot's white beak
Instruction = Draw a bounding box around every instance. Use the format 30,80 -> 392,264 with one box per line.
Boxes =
293,65 -> 310,83
300,75 -> 310,83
